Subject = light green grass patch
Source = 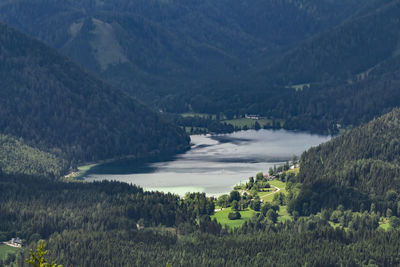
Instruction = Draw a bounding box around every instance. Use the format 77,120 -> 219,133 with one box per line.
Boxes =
277,206 -> 292,222
259,191 -> 276,202
75,163 -> 100,180
63,163 -> 100,181
379,218 -> 390,230
78,163 -> 99,174
259,180 -> 287,202
212,207 -> 256,228
0,244 -> 19,261
269,180 -> 287,193
329,221 -> 341,229
379,222 -> 390,230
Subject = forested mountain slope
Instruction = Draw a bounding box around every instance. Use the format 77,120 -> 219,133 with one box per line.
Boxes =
291,108 -> 400,215
279,68 -> 400,133
0,23 -> 189,168
266,0 -> 400,85
181,0 -> 400,133
0,0 -> 366,108
0,135 -> 67,178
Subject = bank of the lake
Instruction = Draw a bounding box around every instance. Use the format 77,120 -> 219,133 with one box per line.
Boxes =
83,129 -> 330,196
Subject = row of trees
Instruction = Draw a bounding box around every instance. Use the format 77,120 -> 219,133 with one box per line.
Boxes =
8,213 -> 400,266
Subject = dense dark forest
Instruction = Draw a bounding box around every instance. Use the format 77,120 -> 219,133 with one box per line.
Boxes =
0,0 -> 398,134
265,0 -> 400,85
0,23 -> 189,168
0,135 -> 67,178
0,0 -> 366,108
178,0 -> 400,134
291,109 -> 400,215
2,0 -> 400,266
2,170 -> 400,267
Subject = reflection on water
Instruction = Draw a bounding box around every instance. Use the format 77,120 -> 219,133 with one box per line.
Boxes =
85,129 -> 331,196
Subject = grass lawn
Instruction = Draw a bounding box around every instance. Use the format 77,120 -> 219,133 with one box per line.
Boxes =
63,163 -> 100,181
212,207 -> 257,228
0,244 -> 19,261
277,206 -> 292,222
260,180 -> 287,203
75,163 -> 100,180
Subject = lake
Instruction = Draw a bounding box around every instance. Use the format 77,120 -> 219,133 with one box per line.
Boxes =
85,129 -> 331,196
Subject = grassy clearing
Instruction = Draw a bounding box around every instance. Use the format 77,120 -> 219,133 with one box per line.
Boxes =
269,180 -> 287,193
63,163 -> 100,181
277,206 -> 291,222
328,221 -> 341,229
259,180 -> 287,202
258,190 -> 276,202
0,244 -> 19,261
77,163 -> 99,179
212,207 -> 256,228
379,218 -> 390,230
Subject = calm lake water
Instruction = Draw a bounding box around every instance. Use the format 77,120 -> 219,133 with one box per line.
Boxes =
85,129 -> 331,196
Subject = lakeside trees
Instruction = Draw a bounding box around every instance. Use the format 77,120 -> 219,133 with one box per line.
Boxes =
292,108 -> 400,215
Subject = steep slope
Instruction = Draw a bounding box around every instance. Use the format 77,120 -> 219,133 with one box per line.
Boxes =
291,108 -> 400,215
0,0 -> 366,108
185,0 -> 400,134
280,69 -> 400,133
0,23 -> 189,168
266,0 -> 400,85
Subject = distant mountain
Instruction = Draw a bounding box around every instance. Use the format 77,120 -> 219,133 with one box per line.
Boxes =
291,108 -> 400,215
181,0 -> 400,134
266,0 -> 400,85
0,23 -> 189,172
0,0 -> 366,109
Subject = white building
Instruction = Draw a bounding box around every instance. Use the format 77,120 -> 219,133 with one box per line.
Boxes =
6,237 -> 22,248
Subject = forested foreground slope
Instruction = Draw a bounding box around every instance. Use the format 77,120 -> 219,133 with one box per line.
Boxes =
2,171 -> 400,267
0,23 -> 189,169
292,109 -> 400,215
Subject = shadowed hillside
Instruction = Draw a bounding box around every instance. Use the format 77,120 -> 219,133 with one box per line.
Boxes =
291,108 -> 400,215
0,23 -> 189,171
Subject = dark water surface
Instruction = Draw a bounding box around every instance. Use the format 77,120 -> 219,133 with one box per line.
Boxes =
85,129 -> 331,196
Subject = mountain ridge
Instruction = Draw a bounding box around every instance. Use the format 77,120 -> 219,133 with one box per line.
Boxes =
0,22 -> 189,172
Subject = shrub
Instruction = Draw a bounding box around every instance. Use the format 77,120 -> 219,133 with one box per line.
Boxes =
228,212 -> 241,220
